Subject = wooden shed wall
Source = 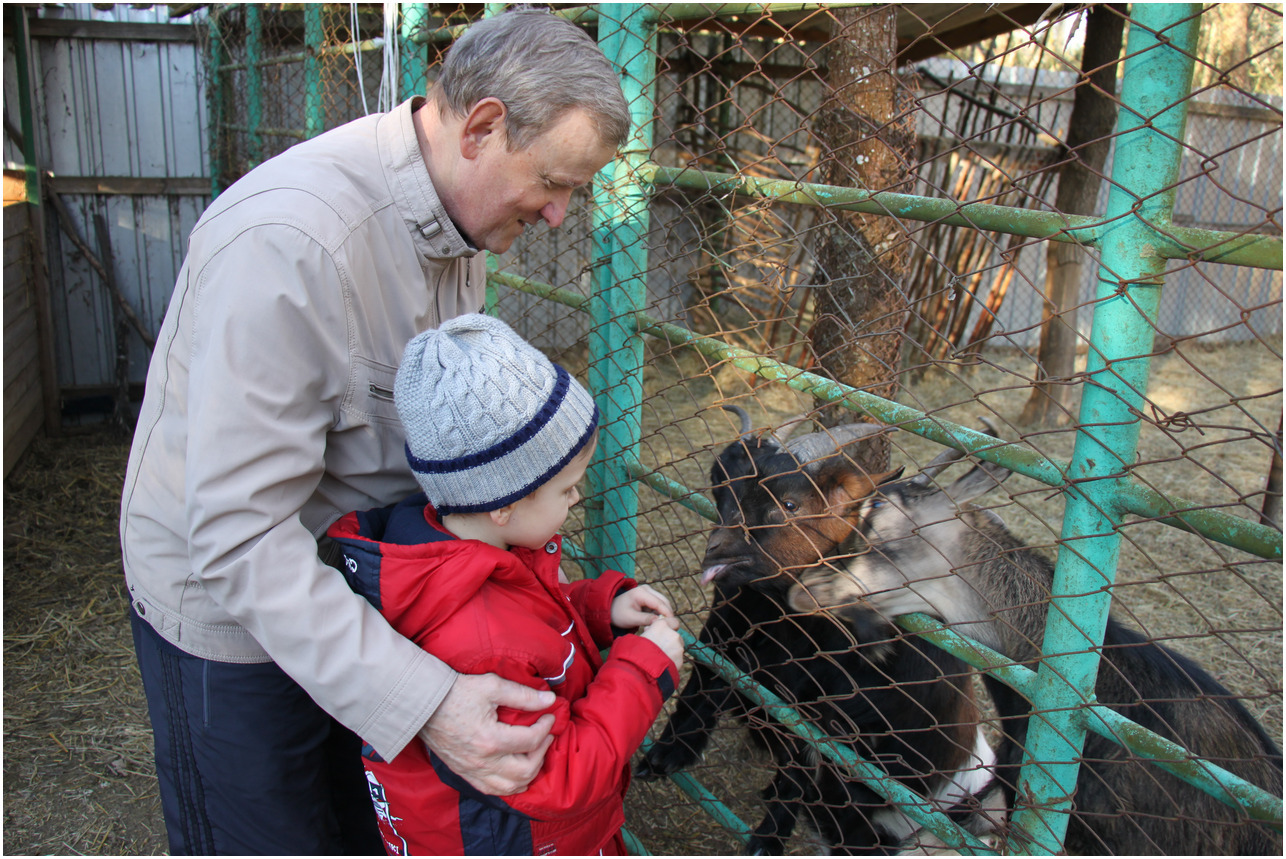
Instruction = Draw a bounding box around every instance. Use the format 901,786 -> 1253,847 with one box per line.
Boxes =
4,174 -> 45,476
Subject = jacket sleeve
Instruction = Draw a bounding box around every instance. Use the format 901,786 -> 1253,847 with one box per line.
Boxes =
564,569 -> 634,649
478,635 -> 679,821
181,225 -> 452,761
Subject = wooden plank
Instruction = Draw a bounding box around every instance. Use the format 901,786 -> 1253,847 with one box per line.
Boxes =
4,324 -> 37,388
4,355 -> 40,415
4,263 -> 32,301
4,390 -> 44,479
46,175 -> 210,196
28,18 -> 197,43
4,229 -> 32,265
4,198 -> 31,238
4,171 -> 28,203
3,282 -> 36,334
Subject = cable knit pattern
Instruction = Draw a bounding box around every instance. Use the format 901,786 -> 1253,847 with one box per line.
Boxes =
395,314 -> 598,515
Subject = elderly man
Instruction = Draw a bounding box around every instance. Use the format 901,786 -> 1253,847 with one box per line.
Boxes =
120,10 -> 629,854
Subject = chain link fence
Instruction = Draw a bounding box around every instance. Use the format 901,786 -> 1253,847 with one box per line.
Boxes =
206,4 -> 1281,854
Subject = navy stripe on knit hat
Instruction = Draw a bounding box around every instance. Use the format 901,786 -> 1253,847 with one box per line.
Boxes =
424,402 -> 599,517
394,313 -> 600,515
406,365 -> 574,475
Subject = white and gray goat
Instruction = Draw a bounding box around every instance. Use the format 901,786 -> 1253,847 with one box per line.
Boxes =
638,409 -> 996,854
787,436 -> 1283,855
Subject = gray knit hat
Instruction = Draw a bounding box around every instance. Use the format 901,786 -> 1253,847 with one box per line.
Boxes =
395,314 -> 599,515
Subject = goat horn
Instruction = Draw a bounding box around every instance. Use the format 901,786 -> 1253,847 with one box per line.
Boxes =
911,417 -> 1005,485
770,414 -> 812,447
786,421 -> 885,465
911,446 -> 968,486
720,404 -> 754,437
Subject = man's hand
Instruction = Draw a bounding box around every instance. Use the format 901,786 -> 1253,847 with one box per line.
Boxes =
418,673 -> 556,796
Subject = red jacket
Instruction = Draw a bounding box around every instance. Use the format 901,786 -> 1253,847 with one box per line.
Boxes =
327,494 -> 678,855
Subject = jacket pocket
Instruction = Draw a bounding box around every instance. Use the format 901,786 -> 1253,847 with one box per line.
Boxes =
344,356 -> 401,426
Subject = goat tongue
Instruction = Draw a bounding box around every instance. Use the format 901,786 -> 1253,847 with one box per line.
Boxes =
701,564 -> 730,584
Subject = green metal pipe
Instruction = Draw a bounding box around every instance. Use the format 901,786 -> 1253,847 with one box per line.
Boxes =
1010,7 -> 1204,851
303,5 -> 324,139
399,4 -> 430,101
489,269 -> 1281,561
585,4 -> 654,577
637,738 -> 754,846
12,5 -> 41,206
245,5 -> 264,169
547,3 -> 830,27
621,827 -> 651,855
222,125 -> 306,141
896,614 -> 1282,826
218,37 -> 388,73
624,455 -> 718,521
643,164 -> 1282,270
681,630 -> 997,854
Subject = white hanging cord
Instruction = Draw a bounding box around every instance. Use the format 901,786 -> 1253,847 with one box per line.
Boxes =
379,1 -> 399,112
351,3 -> 370,115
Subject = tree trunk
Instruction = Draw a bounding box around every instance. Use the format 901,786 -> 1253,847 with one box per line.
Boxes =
1020,5 -> 1126,426
809,4 -> 914,472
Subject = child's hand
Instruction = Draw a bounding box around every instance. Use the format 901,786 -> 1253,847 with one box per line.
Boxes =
611,584 -> 674,630
638,615 -> 684,672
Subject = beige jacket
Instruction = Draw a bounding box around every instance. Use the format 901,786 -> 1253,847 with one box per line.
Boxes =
120,97 -> 487,760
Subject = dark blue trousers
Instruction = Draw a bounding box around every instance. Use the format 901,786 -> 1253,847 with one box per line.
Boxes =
130,606 -> 383,855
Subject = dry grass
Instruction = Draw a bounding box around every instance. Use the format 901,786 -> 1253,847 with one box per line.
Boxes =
2,339 -> 1279,856
3,429 -> 166,855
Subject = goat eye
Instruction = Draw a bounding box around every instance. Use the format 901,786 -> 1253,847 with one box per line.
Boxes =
782,500 -> 798,513
868,499 -> 885,510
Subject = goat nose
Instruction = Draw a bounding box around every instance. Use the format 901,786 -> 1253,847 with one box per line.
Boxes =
702,525 -> 741,564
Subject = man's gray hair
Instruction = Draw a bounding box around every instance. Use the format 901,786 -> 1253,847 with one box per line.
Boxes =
431,9 -> 631,152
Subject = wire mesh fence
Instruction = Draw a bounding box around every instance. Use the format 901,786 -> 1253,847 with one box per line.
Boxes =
205,3 -> 1282,854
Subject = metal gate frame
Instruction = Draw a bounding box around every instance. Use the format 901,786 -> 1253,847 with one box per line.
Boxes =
206,3 -> 1283,853
567,3 -> 1283,853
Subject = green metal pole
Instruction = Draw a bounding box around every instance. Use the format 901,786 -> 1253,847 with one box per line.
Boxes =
398,3 -> 430,101
1010,5 -> 1203,852
12,5 -> 41,206
642,165 -> 1282,270
304,5 -> 324,139
245,4 -> 264,169
585,4 -> 654,577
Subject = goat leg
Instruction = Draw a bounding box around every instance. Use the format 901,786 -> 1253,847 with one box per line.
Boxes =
636,659 -> 738,778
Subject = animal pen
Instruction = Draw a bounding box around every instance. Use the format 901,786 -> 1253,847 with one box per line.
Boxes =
12,1 -> 1282,855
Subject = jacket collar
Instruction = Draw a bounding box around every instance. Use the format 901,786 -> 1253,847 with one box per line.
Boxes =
379,96 -> 477,261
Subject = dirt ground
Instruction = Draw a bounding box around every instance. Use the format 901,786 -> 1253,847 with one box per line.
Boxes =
3,339 -> 1281,855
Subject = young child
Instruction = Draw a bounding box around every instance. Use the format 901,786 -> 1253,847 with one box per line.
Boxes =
327,314 -> 684,856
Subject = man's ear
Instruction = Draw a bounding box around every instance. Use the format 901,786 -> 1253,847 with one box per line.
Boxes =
489,504 -> 514,527
459,98 -> 507,159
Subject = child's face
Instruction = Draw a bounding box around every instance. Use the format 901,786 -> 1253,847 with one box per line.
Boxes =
501,436 -> 597,551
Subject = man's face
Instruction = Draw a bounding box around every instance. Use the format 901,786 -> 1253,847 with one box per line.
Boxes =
457,108 -> 617,254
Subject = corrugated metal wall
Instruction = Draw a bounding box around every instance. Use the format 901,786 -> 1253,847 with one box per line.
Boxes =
20,3 -> 208,403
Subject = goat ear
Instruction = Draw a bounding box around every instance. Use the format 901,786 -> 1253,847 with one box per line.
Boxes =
944,460 -> 1011,505
817,463 -> 895,509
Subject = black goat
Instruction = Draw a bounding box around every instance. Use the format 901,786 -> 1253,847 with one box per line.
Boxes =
787,441 -> 1284,855
637,408 -> 995,854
